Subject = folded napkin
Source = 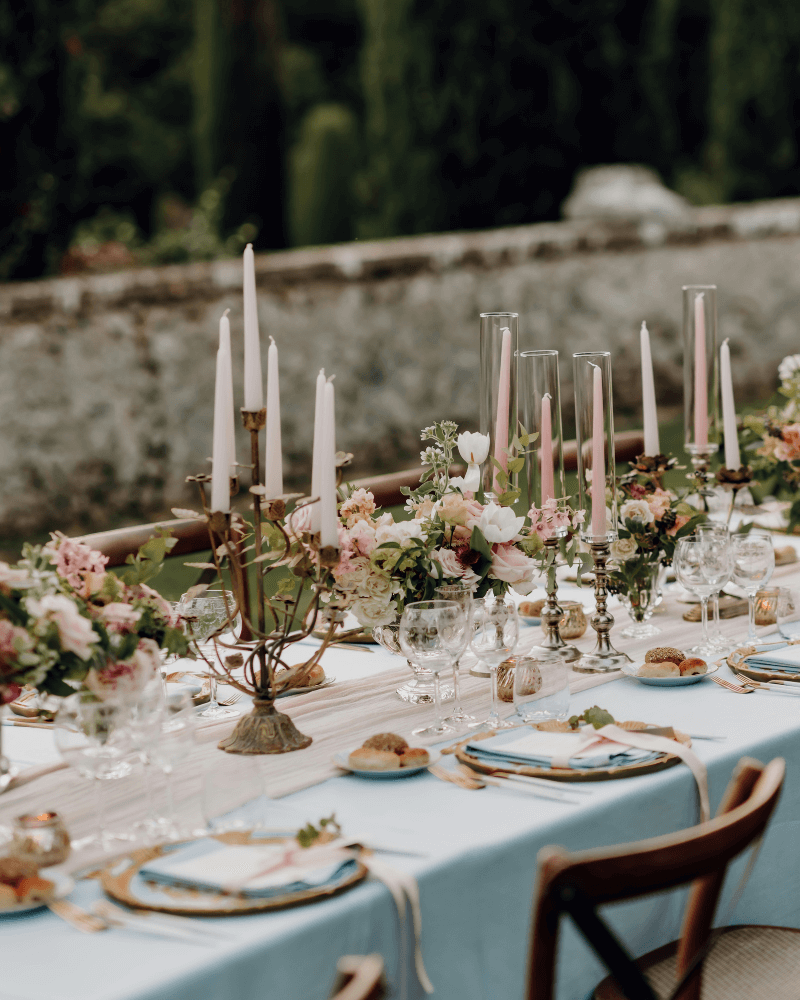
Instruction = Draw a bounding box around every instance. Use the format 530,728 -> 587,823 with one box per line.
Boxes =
140,839 -> 357,899
465,729 -> 660,771
744,642 -> 800,673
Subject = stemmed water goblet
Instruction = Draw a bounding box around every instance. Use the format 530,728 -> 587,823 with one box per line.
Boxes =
435,583 -> 478,726
125,677 -> 168,843
469,595 -> 519,730
696,525 -> 734,653
399,601 -> 467,737
178,591 -> 239,719
674,537 -> 718,659
731,533 -> 775,644
54,695 -> 135,852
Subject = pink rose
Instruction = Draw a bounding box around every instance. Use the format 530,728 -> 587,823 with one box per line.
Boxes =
431,548 -> 468,580
347,519 -> 377,557
666,513 -> 691,537
26,594 -> 99,660
647,488 -> 673,521
776,423 -> 800,462
340,489 -> 377,527
0,619 -> 28,661
488,543 -> 538,594
99,602 -> 143,633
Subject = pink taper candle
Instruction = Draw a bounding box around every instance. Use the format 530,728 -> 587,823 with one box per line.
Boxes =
693,292 -> 708,448
540,392 -> 555,503
590,364 -> 607,537
492,327 -> 512,491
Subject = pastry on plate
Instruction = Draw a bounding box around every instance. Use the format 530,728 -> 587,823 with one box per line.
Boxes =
399,747 -> 430,767
363,732 -> 408,754
638,661 -> 680,678
14,876 -> 55,904
0,884 -> 17,907
678,657 -> 707,676
518,599 -> 546,618
347,747 -> 402,771
0,856 -> 37,884
644,647 -> 685,666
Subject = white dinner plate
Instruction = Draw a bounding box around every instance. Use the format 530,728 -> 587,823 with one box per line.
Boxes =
333,749 -> 441,779
621,660 -> 720,687
0,872 -> 74,917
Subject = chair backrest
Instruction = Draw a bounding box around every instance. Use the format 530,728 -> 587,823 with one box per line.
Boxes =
328,955 -> 386,1000
527,756 -> 785,1000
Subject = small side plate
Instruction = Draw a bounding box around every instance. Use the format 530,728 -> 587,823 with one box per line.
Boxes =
0,873 -> 75,917
333,749 -> 441,778
621,661 -> 720,686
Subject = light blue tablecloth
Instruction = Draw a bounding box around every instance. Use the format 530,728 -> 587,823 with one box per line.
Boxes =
2,664 -> 800,1000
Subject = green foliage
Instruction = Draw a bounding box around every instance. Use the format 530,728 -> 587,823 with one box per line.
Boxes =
288,102 -> 359,246
120,527 -> 179,586
569,706 -> 616,731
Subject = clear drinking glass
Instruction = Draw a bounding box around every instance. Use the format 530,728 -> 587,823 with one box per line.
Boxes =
696,523 -> 731,650
674,537 -> 717,658
777,588 -> 800,640
125,677 -> 167,843
470,596 -> 520,729
617,560 -> 664,639
178,591 -> 238,719
54,696 -> 134,851
435,584 -> 478,726
202,757 -> 268,834
399,601 -> 466,737
513,652 -> 569,722
479,312 -> 519,496
731,534 -> 775,643
149,690 -> 198,840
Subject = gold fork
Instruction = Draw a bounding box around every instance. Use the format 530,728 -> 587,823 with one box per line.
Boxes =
429,764 -> 485,789
49,899 -> 108,933
711,675 -> 754,694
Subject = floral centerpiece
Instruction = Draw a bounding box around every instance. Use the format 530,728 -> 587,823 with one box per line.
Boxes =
327,421 -> 543,628
0,530 -> 188,707
606,473 -> 704,637
740,354 -> 800,531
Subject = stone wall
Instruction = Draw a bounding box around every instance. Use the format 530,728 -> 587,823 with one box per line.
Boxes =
1,195 -> 800,535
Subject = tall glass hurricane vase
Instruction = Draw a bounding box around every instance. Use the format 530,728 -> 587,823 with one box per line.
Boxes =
479,313 -> 519,496
519,350 -> 567,512
573,351 -> 630,671
682,285 -> 720,472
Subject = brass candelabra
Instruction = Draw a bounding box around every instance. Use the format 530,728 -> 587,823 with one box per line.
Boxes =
575,540 -> 632,673
530,536 -> 580,663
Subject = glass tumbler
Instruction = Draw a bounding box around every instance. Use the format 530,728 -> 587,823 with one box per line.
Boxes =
514,652 -> 569,722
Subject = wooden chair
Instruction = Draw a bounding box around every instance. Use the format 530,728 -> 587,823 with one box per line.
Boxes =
328,955 -> 386,1000
527,756 -> 788,1000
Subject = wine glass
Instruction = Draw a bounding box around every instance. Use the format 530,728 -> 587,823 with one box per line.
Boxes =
696,526 -> 734,652
125,677 -> 167,843
399,601 -> 466,737
54,695 -> 135,851
469,595 -> 519,730
731,533 -> 775,643
674,538 -> 717,658
435,584 -> 478,726
149,690 -> 198,840
696,523 -> 732,650
178,591 -> 238,719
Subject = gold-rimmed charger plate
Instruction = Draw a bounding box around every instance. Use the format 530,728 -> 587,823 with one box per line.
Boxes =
100,834 -> 368,917
455,721 -> 690,783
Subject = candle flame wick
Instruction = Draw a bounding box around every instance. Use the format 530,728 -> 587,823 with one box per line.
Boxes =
269,336 -> 276,346
640,320 -> 648,334
223,308 -> 230,317
327,374 -> 336,383
543,392 -> 552,400
722,337 -> 730,347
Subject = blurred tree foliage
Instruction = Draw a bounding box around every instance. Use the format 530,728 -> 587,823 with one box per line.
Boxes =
3,0 -> 800,278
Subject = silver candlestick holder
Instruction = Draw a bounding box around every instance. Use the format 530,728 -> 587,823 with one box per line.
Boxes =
530,537 -> 580,663
575,540 -> 631,673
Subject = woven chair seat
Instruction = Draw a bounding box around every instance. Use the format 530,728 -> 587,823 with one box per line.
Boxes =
594,925 -> 800,1000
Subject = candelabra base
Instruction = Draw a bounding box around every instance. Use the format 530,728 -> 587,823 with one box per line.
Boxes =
574,539 -> 632,674
528,640 -> 582,664
218,699 -> 312,755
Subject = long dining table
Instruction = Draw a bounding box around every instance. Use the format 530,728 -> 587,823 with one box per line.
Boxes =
2,546 -> 800,1000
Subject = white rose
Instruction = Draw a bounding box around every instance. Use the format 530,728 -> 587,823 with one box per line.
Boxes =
610,537 -> 639,562
457,432 -> 490,465
99,603 -> 142,630
620,499 -> 655,526
471,502 -> 525,544
27,594 -> 99,660
779,354 -> 800,382
375,519 -> 424,547
430,548 -> 467,580
362,571 -> 394,602
352,597 -> 398,628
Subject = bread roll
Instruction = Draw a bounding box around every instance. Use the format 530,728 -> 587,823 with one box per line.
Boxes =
400,748 -> 430,767
644,647 -> 685,665
305,663 -> 326,686
0,884 -> 17,907
519,599 -> 546,618
0,857 -> 37,885
678,658 -> 707,676
348,747 -> 401,771
362,733 -> 408,753
638,661 -> 680,678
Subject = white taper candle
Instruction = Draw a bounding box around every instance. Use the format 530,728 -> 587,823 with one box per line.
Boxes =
264,337 -> 283,496
243,244 -> 263,411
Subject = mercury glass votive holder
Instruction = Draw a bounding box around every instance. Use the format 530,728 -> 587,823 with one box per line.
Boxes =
479,312 -> 519,496
11,811 -> 71,867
